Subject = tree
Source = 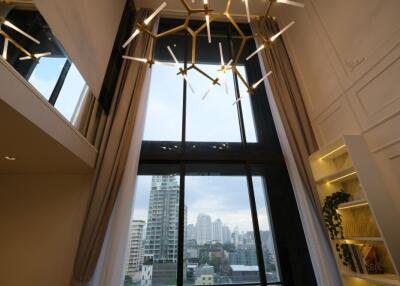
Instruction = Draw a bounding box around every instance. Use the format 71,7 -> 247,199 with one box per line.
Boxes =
222,243 -> 235,253
124,275 -> 133,286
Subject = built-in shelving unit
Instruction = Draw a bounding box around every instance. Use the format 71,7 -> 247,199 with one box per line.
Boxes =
309,135 -> 400,286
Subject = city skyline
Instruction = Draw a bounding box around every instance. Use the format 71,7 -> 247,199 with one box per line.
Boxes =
125,175 -> 279,285
132,176 -> 271,233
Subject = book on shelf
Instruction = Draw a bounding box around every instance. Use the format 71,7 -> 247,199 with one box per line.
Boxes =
349,244 -> 365,273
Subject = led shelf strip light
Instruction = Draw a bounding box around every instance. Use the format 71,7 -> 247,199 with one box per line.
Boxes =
122,0 -> 304,103
0,16 -> 51,61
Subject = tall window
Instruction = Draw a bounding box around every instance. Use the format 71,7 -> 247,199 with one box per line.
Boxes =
123,19 -> 316,286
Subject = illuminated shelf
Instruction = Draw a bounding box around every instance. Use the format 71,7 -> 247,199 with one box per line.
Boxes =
309,140 -> 347,161
340,236 -> 383,242
315,166 -> 356,184
338,199 -> 368,210
341,271 -> 400,286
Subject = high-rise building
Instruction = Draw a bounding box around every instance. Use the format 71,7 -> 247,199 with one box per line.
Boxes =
229,247 -> 258,266
125,220 -> 145,279
196,214 -> 212,245
187,224 -> 197,241
222,225 -> 231,244
232,227 -> 240,247
212,219 -> 223,243
144,175 -> 180,262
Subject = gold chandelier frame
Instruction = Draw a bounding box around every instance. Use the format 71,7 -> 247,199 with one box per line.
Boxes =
124,0 -> 303,97
0,16 -> 51,61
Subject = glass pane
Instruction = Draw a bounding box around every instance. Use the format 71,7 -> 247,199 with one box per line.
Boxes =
186,64 -> 242,142
28,57 -> 67,100
252,176 -> 281,283
123,175 -> 179,286
184,176 -> 260,285
143,64 -> 183,141
236,66 -> 257,143
54,64 -> 86,121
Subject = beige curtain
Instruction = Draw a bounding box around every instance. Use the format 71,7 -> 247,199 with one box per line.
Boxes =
252,18 -> 320,210
74,90 -> 108,150
72,9 -> 155,286
252,18 -> 342,285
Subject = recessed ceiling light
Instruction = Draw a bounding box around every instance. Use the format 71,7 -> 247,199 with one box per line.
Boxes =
4,156 -> 16,161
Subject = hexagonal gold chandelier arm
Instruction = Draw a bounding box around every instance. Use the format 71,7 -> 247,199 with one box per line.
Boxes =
122,0 -> 304,102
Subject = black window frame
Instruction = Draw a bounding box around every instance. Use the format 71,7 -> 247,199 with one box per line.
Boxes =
137,18 -> 316,286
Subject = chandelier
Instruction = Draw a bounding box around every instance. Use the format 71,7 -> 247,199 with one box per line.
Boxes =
122,0 -> 304,104
0,16 -> 51,61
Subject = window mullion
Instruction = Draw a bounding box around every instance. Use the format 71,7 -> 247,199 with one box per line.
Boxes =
245,163 -> 268,286
181,31 -> 188,144
176,163 -> 186,286
227,25 -> 247,145
177,30 -> 189,286
48,59 -> 71,106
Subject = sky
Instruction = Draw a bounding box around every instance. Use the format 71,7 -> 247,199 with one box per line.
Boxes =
28,57 -> 86,121
142,63 -> 257,142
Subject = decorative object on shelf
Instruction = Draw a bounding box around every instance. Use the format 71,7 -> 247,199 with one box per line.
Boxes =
322,190 -> 352,267
0,12 -> 51,61
360,245 -> 385,274
122,0 -> 304,104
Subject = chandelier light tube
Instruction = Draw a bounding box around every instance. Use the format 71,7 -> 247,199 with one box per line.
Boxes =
167,45 -> 180,67
123,55 -> 177,68
122,28 -> 140,48
3,20 -> 40,44
123,55 -> 148,63
219,42 -> 225,66
217,44 -> 233,95
167,45 -> 195,93
19,52 -> 51,60
154,60 -> 176,67
202,84 -> 214,100
246,44 -> 265,61
244,0 -> 250,23
277,0 -> 305,8
144,2 -> 167,25
2,38 -> 8,60
252,70 -> 272,89
204,0 -> 211,43
270,20 -> 295,42
205,14 -> 211,43
233,70 -> 272,105
33,52 -> 51,58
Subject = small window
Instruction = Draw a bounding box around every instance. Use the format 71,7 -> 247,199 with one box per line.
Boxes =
28,57 -> 67,100
54,64 -> 86,121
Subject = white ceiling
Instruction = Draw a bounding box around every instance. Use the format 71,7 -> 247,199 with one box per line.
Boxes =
135,0 -> 275,19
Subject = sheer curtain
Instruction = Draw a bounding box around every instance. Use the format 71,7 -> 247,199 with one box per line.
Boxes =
72,9 -> 155,286
251,18 -> 342,286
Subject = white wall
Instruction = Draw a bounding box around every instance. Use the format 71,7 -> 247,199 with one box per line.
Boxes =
33,0 -> 126,97
0,174 -> 92,286
274,0 -> 400,208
